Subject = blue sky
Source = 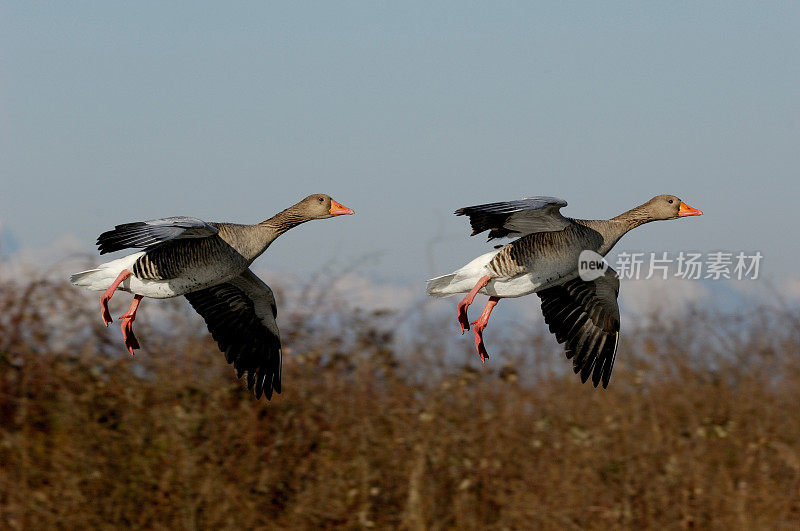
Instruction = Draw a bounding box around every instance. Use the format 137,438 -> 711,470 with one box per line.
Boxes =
2,2 -> 798,282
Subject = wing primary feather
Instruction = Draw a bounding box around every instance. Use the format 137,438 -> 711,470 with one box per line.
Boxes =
184,269 -> 282,400
537,271 -> 621,388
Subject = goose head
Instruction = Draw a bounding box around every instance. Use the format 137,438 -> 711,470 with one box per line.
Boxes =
297,194 -> 355,219
640,195 -> 703,221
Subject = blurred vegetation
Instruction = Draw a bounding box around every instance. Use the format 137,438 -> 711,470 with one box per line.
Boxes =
1,274 -> 800,529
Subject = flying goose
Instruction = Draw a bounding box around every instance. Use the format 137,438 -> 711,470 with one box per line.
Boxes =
426,195 -> 702,388
70,194 -> 354,399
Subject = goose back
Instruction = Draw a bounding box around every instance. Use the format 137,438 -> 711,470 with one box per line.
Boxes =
486,223 -> 604,279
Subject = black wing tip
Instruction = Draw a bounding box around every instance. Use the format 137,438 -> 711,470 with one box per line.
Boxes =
185,283 -> 282,402
95,230 -> 115,252
255,385 -> 281,401
218,341 -> 281,401
95,239 -> 126,255
459,210 -> 517,239
454,205 -> 492,217
96,243 -> 130,255
234,366 -> 281,401
539,282 -> 619,390
251,369 -> 282,401
95,222 -> 150,254
573,333 -> 617,389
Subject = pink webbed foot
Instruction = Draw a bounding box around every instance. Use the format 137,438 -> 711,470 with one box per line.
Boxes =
470,296 -> 499,364
120,318 -> 140,355
456,275 -> 491,335
119,295 -> 143,356
457,300 -> 472,334
471,320 -> 490,363
100,295 -> 113,327
99,269 -> 132,327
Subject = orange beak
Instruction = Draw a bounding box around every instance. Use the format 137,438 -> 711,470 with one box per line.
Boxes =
329,199 -> 354,216
678,201 -> 703,217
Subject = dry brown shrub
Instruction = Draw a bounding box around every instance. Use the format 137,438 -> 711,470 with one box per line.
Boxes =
1,275 -> 799,529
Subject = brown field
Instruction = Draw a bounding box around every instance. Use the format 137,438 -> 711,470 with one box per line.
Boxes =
2,275 -> 800,529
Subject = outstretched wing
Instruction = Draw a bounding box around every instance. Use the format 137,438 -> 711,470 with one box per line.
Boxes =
455,196 -> 571,240
185,269 -> 282,400
537,268 -> 620,388
96,216 -> 219,254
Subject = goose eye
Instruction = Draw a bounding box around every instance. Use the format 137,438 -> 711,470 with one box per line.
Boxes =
318,197 -> 324,202
668,199 -> 674,204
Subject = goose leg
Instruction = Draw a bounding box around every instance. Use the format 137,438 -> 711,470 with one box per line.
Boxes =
100,269 -> 132,326
119,295 -> 143,356
457,275 -> 491,333
471,296 -> 499,363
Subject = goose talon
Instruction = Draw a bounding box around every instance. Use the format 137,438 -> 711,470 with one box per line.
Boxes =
121,318 -> 140,354
98,269 -> 132,326
119,295 -> 143,355
455,275 -> 491,334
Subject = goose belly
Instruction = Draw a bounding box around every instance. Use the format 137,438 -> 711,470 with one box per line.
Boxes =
71,251 -> 246,299
483,250 -> 582,298
483,269 -> 579,298
122,266 -> 241,299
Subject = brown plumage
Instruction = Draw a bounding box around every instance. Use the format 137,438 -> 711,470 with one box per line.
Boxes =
71,194 -> 354,399
427,194 -> 703,388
